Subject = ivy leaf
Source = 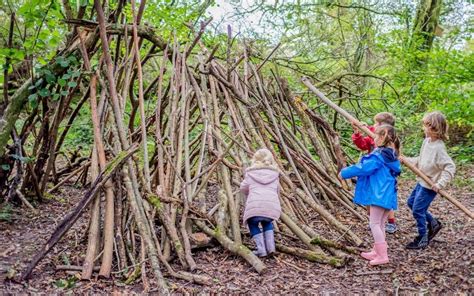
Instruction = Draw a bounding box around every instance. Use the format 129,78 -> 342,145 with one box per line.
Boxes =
30,99 -> 38,109
61,90 -> 69,96
56,56 -> 69,68
53,93 -> 60,100
6,49 -> 26,61
39,31 -> 49,41
28,93 -> 38,101
71,70 -> 81,78
1,164 -> 10,171
45,73 -> 56,84
58,79 -> 67,87
54,279 -> 67,288
34,78 -> 44,87
67,55 -> 78,64
38,57 -> 48,65
68,81 -> 77,88
39,88 -> 50,97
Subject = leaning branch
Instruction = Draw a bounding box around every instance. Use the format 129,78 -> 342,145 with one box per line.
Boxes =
20,145 -> 139,281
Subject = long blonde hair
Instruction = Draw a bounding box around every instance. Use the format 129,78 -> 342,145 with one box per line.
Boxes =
423,111 -> 449,141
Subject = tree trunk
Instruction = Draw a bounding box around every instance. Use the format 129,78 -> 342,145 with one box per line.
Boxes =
411,0 -> 442,52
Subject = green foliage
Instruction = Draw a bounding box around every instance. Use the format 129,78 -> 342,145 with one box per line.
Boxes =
54,276 -> 77,289
62,104 -> 93,150
25,55 -> 82,108
449,143 -> 474,164
1,0 -> 472,164
0,0 -> 67,72
218,0 -> 472,161
141,0 -> 214,41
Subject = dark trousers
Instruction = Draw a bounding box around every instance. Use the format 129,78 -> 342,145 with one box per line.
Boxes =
247,216 -> 274,237
407,183 -> 437,237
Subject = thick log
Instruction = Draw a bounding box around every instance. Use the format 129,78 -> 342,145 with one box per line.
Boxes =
276,244 -> 348,267
194,220 -> 266,274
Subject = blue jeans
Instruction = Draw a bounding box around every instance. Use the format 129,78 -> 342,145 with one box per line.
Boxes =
407,183 -> 437,237
247,216 -> 274,237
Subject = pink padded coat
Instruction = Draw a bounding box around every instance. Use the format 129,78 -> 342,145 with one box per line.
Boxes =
240,167 -> 281,224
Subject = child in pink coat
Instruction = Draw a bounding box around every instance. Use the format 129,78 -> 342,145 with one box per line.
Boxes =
240,148 -> 281,257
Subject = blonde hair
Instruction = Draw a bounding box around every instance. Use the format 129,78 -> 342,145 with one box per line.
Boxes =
423,111 -> 449,141
250,148 -> 277,169
375,124 -> 400,156
374,112 -> 396,126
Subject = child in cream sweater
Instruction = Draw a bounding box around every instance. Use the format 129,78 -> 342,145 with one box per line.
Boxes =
405,111 -> 456,250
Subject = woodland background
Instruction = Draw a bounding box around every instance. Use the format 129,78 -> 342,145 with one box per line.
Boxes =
0,0 -> 472,294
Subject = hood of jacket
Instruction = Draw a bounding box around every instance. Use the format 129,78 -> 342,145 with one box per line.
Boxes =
245,167 -> 279,185
374,147 -> 401,175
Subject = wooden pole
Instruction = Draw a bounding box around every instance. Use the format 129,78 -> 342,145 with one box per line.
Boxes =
302,77 -> 474,220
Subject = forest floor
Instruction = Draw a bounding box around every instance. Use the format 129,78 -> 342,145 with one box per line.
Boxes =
1,165 -> 472,295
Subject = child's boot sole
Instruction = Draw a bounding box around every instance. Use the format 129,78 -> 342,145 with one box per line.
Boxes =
369,259 -> 389,266
361,251 -> 377,261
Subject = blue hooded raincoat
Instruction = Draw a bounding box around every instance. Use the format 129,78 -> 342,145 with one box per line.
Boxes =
341,147 -> 401,210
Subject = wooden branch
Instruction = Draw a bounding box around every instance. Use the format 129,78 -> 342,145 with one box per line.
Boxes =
276,244 -> 347,267
315,72 -> 399,99
1,12 -> 15,114
185,18 -> 212,58
64,19 -> 168,51
20,144 -> 139,281
194,220 -> 266,274
47,161 -> 91,193
248,42 -> 281,80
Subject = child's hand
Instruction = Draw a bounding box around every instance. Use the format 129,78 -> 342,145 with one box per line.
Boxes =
431,184 -> 440,193
351,122 -> 360,132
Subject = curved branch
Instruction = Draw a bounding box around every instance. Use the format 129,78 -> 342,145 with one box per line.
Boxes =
317,72 -> 400,99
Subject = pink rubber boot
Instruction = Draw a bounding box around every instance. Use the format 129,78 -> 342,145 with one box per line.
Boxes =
360,246 -> 377,260
369,242 -> 389,265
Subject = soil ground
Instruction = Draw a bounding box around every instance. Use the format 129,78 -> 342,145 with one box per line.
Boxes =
1,165 -> 472,294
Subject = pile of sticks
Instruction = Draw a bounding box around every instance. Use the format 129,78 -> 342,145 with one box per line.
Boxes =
16,1 -> 373,293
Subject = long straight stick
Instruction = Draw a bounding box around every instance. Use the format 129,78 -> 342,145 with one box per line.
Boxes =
131,0 -> 151,192
302,77 -> 474,219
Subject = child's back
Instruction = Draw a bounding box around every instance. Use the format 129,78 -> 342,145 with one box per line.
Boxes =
342,146 -> 401,210
241,167 -> 281,224
240,148 -> 281,257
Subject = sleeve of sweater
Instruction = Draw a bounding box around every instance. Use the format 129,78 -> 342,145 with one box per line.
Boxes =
240,174 -> 250,197
340,158 -> 382,179
404,156 -> 419,167
435,146 -> 456,188
351,132 -> 374,152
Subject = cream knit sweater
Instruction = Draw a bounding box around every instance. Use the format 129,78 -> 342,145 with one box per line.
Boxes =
406,138 -> 456,189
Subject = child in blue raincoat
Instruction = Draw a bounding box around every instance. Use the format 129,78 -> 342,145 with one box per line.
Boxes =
339,124 -> 401,266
